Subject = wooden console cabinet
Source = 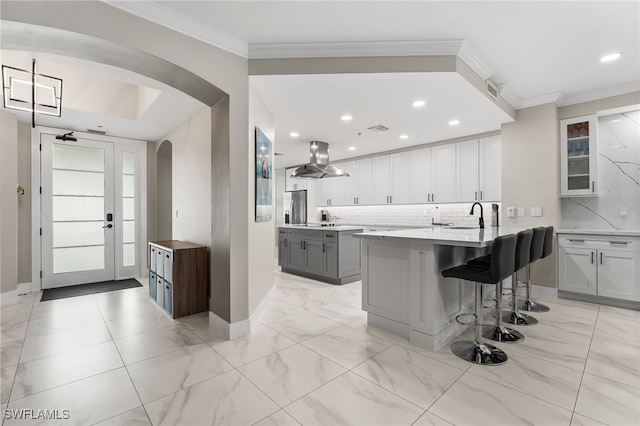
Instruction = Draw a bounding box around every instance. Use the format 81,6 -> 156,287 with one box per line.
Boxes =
149,240 -> 208,318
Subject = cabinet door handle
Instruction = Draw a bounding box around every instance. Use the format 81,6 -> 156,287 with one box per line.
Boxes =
427,194 -> 430,202
600,252 -> 603,264
432,193 -> 435,202
592,181 -> 595,192
300,241 -> 304,250
569,239 -> 585,243
322,243 -> 326,253
591,252 -> 594,264
475,191 -> 477,201
166,254 -> 169,258
610,241 -> 628,245
480,190 -> 483,200
390,195 -> 393,203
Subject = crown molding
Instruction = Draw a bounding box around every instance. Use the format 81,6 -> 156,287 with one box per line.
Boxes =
457,43 -> 493,81
248,40 -> 464,59
100,0 -> 248,58
557,81 -> 640,107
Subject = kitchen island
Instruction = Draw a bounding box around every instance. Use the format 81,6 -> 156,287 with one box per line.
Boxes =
278,225 -> 364,284
354,226 -> 526,351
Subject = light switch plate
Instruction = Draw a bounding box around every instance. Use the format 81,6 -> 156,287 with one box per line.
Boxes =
517,207 -> 526,217
531,207 -> 543,217
507,207 -> 516,218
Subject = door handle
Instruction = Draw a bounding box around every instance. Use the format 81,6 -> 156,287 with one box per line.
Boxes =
102,224 -> 113,229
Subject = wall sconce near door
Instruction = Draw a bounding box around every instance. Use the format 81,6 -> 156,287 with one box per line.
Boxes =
2,59 -> 63,127
17,185 -> 25,196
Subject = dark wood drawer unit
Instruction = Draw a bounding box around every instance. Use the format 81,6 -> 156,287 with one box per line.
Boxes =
149,240 -> 208,318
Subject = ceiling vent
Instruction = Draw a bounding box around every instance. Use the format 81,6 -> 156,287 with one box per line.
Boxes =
367,124 -> 389,132
486,80 -> 499,101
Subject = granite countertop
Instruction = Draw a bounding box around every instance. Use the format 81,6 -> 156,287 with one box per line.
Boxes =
279,224 -> 364,232
354,226 -> 529,248
557,229 -> 640,237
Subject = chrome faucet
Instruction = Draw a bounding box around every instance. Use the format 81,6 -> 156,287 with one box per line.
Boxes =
470,202 -> 485,229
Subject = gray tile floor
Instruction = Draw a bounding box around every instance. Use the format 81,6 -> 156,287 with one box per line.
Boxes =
1,270 -> 639,425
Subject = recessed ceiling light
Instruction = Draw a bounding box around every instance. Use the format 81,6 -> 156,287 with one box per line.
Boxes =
289,132 -> 299,137
348,146 -> 356,151
412,100 -> 426,108
600,52 -> 622,63
399,134 -> 409,139
341,114 -> 353,121
449,120 -> 460,126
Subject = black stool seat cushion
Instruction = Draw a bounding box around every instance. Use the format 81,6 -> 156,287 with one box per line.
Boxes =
441,234 -> 517,285
541,226 -> 554,259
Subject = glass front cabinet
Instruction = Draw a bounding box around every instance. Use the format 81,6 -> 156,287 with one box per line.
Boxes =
560,114 -> 598,197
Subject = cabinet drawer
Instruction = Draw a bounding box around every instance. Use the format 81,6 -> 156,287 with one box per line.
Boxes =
559,236 -> 637,251
164,282 -> 173,315
156,248 -> 165,277
323,231 -> 337,241
163,250 -> 173,283
288,229 -> 323,241
150,246 -> 157,272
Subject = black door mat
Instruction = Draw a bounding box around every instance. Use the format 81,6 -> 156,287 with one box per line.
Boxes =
40,279 -> 143,302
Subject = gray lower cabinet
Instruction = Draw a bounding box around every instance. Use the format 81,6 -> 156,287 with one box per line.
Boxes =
278,227 -> 362,284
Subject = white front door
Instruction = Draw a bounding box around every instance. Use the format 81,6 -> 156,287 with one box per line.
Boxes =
40,131 -> 145,289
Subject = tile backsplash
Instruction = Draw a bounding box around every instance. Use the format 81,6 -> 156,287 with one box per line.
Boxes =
315,202 -> 500,227
561,110 -> 640,231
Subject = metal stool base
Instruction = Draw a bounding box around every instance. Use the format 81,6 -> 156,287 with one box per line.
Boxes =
516,299 -> 550,312
497,309 -> 538,326
481,324 -> 525,343
451,340 -> 508,365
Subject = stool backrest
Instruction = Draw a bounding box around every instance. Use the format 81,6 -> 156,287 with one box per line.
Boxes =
530,227 -> 546,262
515,229 -> 533,271
490,234 -> 517,283
541,226 -> 554,259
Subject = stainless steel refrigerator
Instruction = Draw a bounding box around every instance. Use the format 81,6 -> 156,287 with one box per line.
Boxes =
284,190 -> 307,224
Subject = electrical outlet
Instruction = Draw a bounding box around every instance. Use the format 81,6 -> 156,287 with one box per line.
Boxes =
507,207 -> 516,218
517,207 -> 526,217
531,207 -> 543,217
619,207 -> 628,217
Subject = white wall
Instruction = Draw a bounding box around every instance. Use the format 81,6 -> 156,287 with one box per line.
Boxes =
17,122 -> 31,284
0,110 -> 19,297
157,107 -> 212,250
248,81 -> 276,315
501,103 -> 560,288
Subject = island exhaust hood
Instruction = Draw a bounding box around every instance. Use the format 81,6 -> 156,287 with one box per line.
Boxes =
290,141 -> 350,179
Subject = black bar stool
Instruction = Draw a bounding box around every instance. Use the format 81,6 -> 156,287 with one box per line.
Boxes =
442,234 -> 517,365
500,228 -> 541,326
517,226 -> 553,312
481,230 -> 531,343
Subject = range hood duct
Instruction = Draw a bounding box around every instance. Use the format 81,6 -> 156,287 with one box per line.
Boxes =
291,141 -> 350,179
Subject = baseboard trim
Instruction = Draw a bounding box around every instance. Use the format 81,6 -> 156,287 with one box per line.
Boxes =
207,286 -> 276,340
0,282 -> 33,306
208,311 -> 251,339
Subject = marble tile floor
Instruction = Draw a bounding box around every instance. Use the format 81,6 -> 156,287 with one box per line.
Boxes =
0,272 -> 639,426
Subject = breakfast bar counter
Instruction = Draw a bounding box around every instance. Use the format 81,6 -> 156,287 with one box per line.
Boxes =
354,226 -> 526,351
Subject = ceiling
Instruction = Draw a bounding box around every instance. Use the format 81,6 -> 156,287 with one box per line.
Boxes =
2,1 -> 638,168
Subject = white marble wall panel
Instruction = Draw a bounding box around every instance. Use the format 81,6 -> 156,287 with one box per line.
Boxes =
562,110 -> 640,230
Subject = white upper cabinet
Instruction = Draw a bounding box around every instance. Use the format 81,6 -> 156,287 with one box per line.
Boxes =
372,155 -> 391,204
316,176 -> 331,206
410,147 -> 433,203
479,135 -> 501,201
432,144 -> 457,203
560,114 -> 598,197
342,160 -> 358,205
457,139 -> 479,202
356,158 -> 374,205
391,152 -> 411,204
285,167 -> 308,191
329,162 -> 346,206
